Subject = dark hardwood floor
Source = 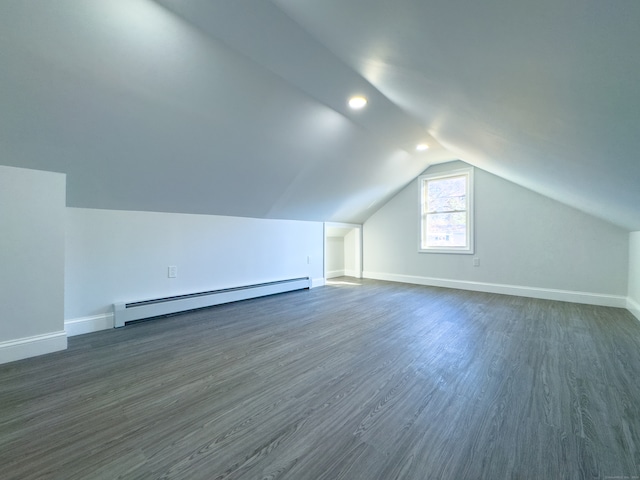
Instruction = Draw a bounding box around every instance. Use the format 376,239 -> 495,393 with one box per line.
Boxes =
1,278 -> 640,479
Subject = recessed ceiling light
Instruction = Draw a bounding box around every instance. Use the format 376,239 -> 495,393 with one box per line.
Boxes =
416,144 -> 429,151
348,96 -> 367,109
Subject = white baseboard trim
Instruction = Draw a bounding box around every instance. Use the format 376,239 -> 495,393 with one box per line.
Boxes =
344,269 -> 361,278
326,269 -> 345,279
0,331 -> 67,365
68,279 -> 322,334
628,298 -> 640,322
65,313 -> 114,336
363,271 -> 627,308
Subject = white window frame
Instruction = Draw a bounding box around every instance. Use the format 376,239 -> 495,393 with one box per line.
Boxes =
418,167 -> 474,254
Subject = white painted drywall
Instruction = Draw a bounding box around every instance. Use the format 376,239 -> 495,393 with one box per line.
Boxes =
364,161 -> 629,303
325,236 -> 345,278
344,229 -> 360,278
0,166 -> 66,362
65,208 -> 324,327
628,232 -> 640,320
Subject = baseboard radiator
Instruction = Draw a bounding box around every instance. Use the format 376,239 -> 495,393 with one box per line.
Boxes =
113,277 -> 311,328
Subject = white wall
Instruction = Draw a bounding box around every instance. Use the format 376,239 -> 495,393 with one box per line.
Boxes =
65,208 -> 324,334
628,232 -> 640,320
364,161 -> 629,306
0,166 -> 66,363
344,229 -> 360,278
325,236 -> 345,278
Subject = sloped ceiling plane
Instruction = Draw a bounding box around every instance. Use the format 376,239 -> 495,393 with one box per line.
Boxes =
1,0 -> 638,229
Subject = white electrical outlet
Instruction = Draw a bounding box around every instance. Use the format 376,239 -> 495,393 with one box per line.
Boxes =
168,266 -> 178,278
307,256 -> 311,264
473,258 -> 480,267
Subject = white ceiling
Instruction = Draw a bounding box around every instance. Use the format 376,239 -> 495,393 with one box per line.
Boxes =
1,0 -> 638,229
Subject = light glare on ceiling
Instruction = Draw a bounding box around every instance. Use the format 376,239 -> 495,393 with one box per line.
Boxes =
416,144 -> 429,151
348,96 -> 367,109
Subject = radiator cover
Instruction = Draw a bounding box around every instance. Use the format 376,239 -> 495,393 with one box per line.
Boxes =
113,277 -> 310,328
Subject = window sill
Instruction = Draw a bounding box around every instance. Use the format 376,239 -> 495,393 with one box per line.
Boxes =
418,248 -> 474,255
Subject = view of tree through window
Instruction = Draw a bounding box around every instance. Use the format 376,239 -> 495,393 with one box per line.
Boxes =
420,169 -> 473,253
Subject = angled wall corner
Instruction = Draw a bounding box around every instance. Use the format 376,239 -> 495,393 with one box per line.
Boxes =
324,222 -> 362,280
0,166 -> 67,364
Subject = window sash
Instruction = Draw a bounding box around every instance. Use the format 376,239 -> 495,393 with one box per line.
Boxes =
419,169 -> 474,254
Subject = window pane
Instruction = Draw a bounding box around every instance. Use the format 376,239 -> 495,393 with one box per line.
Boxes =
426,176 -> 466,213
425,212 -> 467,247
428,194 -> 466,213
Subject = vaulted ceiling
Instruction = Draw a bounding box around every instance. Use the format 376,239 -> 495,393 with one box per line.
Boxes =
1,1 -> 639,229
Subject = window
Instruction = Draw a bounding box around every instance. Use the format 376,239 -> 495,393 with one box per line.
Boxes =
419,167 -> 474,254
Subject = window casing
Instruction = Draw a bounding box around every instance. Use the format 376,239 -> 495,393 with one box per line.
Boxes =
419,168 -> 474,254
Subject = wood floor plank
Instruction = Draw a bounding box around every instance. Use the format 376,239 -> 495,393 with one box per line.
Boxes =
1,278 -> 640,479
